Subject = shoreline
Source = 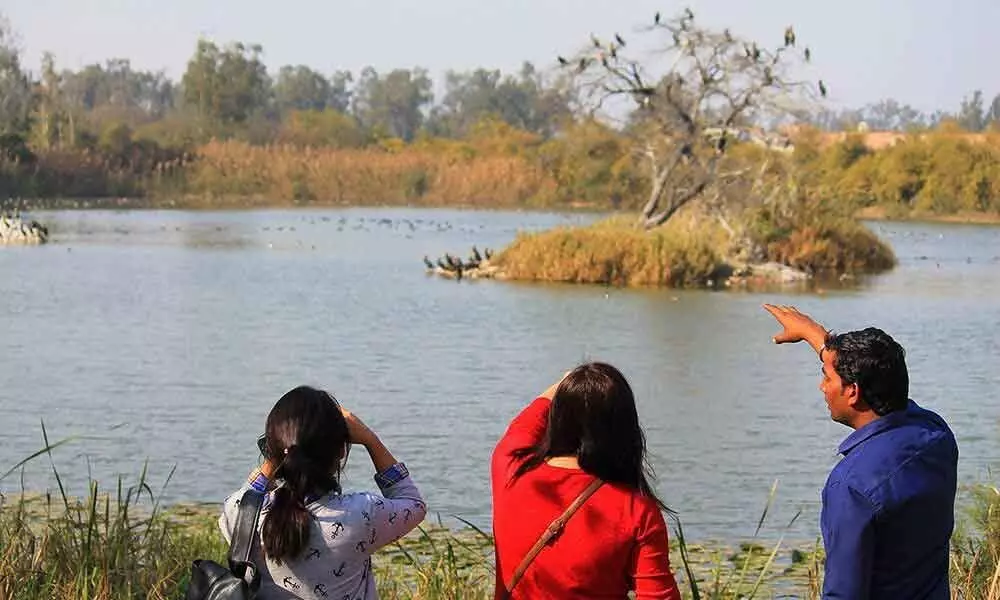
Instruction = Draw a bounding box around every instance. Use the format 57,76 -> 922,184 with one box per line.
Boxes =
15,198 -> 1000,226
854,206 -> 1000,226
15,196 -> 611,215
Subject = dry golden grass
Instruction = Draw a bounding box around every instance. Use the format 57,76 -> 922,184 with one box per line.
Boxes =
178,140 -> 558,208
761,218 -> 897,274
495,215 -> 727,287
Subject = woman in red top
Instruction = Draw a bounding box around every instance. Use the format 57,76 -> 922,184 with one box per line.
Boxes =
491,362 -> 682,599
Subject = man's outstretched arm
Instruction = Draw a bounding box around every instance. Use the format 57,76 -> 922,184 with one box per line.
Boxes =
762,304 -> 829,357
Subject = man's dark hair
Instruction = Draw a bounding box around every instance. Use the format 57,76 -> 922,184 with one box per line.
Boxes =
825,327 -> 909,416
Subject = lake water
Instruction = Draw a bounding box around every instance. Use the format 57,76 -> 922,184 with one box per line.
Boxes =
1,208 -> 999,543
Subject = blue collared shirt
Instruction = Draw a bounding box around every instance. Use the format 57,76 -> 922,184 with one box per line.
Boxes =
821,400 -> 958,600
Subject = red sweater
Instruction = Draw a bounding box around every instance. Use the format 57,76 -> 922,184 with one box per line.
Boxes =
491,397 -> 682,600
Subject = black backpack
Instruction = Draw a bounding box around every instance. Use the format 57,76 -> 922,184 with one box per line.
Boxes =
184,490 -> 265,600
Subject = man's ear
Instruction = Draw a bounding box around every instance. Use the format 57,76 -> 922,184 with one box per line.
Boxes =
846,382 -> 866,410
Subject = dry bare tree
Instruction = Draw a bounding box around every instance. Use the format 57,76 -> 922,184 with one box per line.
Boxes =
557,8 -> 823,230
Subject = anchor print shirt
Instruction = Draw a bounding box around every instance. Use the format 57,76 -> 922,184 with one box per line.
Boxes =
220,463 -> 426,600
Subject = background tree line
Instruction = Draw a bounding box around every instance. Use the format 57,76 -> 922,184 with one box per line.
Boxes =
2,11 -> 1000,221
5,11 -> 1000,156
0,20 -> 574,154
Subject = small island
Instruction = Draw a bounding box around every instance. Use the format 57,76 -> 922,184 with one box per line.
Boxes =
0,210 -> 49,245
425,10 -> 897,289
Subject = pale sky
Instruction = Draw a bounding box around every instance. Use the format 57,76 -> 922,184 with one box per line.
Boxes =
4,0 -> 997,113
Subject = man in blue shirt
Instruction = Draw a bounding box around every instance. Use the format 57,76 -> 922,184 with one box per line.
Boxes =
764,304 -> 958,599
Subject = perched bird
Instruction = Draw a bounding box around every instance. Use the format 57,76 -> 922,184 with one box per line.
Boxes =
784,26 -> 796,47
577,58 -> 589,73
615,33 -> 626,47
484,248 -> 494,260
557,56 -> 569,66
724,28 -> 733,42
804,47 -> 811,62
472,246 -> 483,262
684,7 -> 694,20
654,11 -> 661,25
716,131 -> 728,153
818,80 -> 828,98
629,63 -> 644,86
423,256 -> 435,269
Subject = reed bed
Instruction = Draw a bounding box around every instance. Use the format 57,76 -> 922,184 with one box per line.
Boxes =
179,140 -> 559,209
2,432 -> 998,599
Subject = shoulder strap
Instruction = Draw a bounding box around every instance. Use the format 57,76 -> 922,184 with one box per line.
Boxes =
505,478 -> 603,596
227,489 -> 265,587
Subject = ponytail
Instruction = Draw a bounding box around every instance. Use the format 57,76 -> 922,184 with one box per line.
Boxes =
261,445 -> 340,564
259,385 -> 350,563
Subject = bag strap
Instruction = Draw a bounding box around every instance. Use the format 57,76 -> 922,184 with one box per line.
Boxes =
227,489 -> 265,588
505,478 -> 604,596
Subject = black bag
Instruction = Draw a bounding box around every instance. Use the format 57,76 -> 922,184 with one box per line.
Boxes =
184,489 -> 265,600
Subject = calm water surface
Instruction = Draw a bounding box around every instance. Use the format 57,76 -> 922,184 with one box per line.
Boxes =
1,208 -> 999,542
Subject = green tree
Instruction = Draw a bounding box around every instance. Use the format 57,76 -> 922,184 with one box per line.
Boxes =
863,99 -> 927,131
328,70 -> 353,113
0,15 -> 32,136
428,62 -> 571,138
60,60 -> 173,117
274,65 -> 332,113
957,90 -> 986,132
181,39 -> 270,125
352,67 -> 432,141
987,94 -> 1000,127
276,109 -> 367,148
30,52 -> 67,149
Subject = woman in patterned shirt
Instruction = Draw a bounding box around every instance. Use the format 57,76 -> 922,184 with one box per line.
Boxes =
219,385 -> 426,599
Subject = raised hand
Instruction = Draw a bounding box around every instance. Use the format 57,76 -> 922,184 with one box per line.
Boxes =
762,304 -> 828,351
341,408 -> 378,447
542,370 -> 574,400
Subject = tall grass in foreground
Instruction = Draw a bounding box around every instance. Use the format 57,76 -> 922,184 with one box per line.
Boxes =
2,436 -> 999,599
0,427 -> 222,599
952,481 -> 1000,599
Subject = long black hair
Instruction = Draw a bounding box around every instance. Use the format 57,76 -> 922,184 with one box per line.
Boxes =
511,362 -> 670,513
260,385 -> 349,564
